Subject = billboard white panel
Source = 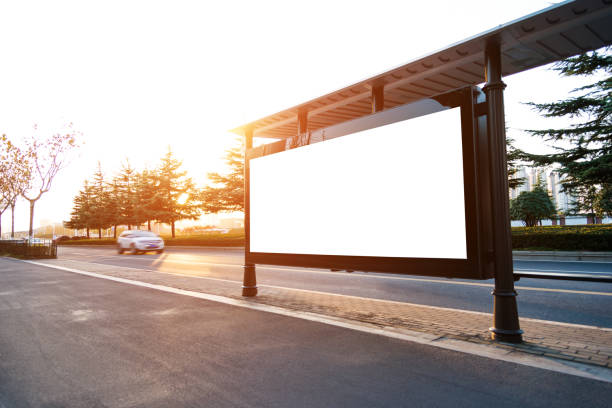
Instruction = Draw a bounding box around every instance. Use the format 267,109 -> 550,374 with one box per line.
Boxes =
249,107 -> 467,259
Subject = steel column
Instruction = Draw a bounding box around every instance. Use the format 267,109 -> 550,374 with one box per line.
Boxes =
484,40 -> 522,343
242,127 -> 257,297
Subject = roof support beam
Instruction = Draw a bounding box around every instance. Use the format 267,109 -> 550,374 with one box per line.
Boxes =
371,82 -> 385,113
236,1 -> 612,139
297,109 -> 308,135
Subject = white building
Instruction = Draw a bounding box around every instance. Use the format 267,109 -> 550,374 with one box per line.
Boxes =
509,166 -> 610,225
510,166 -> 571,213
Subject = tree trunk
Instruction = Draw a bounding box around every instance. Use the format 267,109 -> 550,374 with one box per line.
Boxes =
98,228 -> 102,239
10,203 -> 15,238
28,200 -> 35,238
147,220 -> 151,231
171,221 -> 175,238
113,225 -> 117,239
86,227 -> 90,239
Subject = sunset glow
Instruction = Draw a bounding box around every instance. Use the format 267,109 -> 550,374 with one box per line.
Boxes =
0,0 -> 591,232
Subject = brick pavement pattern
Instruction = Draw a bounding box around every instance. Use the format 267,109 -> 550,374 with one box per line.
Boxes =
34,259 -> 612,369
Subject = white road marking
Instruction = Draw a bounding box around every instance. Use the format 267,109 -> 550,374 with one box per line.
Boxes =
21,259 -> 612,384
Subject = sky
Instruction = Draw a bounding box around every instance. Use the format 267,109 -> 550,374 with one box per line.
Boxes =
0,0 -> 600,233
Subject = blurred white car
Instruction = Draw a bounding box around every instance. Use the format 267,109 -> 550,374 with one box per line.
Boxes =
117,230 -> 164,254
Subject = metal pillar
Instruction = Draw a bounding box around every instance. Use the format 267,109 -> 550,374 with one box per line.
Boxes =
484,40 -> 523,343
371,82 -> 384,113
242,127 -> 257,297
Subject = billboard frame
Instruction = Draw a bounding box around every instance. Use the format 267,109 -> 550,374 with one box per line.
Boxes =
234,0 -> 612,343
245,86 -> 494,280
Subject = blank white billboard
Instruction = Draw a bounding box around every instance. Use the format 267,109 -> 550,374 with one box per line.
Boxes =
249,107 -> 467,259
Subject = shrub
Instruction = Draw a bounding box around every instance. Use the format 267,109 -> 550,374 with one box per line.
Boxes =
511,225 -> 612,251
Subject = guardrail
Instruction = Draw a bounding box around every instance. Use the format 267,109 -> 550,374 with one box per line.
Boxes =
514,271 -> 612,283
0,239 -> 58,259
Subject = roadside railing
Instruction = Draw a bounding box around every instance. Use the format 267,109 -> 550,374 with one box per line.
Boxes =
0,239 -> 58,259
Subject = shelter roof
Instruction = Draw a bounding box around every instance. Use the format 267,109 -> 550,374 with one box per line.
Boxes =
231,0 -> 612,139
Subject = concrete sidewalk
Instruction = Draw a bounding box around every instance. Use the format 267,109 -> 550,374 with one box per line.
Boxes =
25,258 -> 612,377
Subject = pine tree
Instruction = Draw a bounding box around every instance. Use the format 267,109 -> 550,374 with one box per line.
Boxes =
64,181 -> 94,238
524,49 -> 611,219
116,161 -> 138,229
509,185 -> 556,227
90,163 -> 114,238
152,148 -> 200,238
507,137 -> 525,190
105,179 -> 122,238
133,168 -> 158,231
200,140 -> 244,213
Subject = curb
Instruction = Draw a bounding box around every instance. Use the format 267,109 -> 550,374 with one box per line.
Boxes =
513,250 -> 612,262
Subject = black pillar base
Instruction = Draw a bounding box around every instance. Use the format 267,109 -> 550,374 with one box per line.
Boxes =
490,290 -> 523,343
489,327 -> 524,343
242,264 -> 257,297
242,285 -> 258,297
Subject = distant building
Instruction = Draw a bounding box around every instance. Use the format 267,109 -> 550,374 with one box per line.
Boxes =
546,171 -> 572,214
509,166 -> 611,225
509,167 -> 530,199
510,166 -> 573,214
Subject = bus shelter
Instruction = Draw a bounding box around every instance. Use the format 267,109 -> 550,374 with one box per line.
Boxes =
232,0 -> 612,343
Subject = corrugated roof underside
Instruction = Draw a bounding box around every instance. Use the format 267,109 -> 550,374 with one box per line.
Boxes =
233,0 -> 612,139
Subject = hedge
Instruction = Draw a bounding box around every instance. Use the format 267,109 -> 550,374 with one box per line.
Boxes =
511,225 -> 612,251
57,226 -> 611,251
58,233 -> 245,247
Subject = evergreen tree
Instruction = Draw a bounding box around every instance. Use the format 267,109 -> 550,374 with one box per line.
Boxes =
105,179 -> 122,238
116,161 -> 138,229
524,49 -> 611,217
90,163 -> 114,238
152,148 -> 200,237
200,140 -> 244,213
64,181 -> 94,238
509,185 -> 556,227
596,185 -> 612,217
507,137 -> 525,190
133,168 -> 158,230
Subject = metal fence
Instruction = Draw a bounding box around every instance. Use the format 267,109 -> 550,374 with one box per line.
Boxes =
0,239 -> 57,259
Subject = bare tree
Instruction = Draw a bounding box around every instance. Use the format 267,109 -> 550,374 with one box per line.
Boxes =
0,134 -> 30,238
21,124 -> 80,238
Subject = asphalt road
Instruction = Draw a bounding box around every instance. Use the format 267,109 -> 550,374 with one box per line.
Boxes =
57,246 -> 612,328
1,258 -> 610,407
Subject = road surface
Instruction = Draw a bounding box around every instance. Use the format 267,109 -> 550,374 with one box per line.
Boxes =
57,246 -> 612,327
1,258 -> 610,407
